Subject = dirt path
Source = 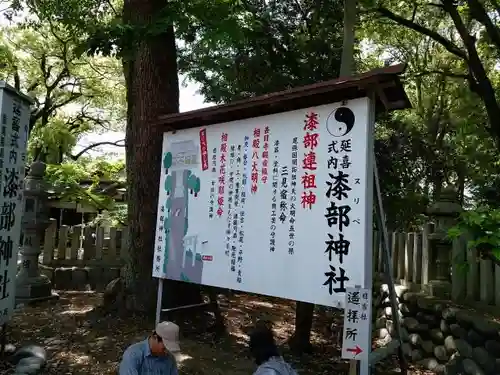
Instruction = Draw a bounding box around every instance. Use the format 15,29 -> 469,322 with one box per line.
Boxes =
1,291 -> 415,375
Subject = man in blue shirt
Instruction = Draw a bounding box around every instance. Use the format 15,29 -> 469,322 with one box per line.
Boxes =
119,321 -> 180,375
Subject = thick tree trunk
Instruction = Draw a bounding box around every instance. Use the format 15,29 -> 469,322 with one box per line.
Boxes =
288,302 -> 314,354
121,0 -> 201,312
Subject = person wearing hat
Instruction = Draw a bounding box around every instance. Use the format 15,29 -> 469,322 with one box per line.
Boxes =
119,321 -> 181,375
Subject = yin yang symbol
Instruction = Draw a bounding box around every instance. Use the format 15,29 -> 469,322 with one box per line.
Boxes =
326,106 -> 355,137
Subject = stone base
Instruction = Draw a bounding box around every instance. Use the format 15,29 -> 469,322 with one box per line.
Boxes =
425,280 -> 451,299
15,292 -> 59,306
15,279 -> 58,305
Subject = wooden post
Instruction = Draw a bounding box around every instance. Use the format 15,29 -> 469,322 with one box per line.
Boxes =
120,227 -> 129,260
57,226 -> 69,260
466,240 -> 479,301
412,232 -> 422,286
405,233 -> 414,286
421,223 -> 431,286
69,226 -> 81,261
42,219 -> 57,265
109,227 -> 118,260
82,226 -> 95,260
397,233 -> 405,282
451,236 -> 466,301
391,232 -> 398,278
95,227 -> 105,261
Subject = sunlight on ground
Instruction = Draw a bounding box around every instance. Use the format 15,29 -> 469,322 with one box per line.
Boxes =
229,331 -> 249,346
176,353 -> 193,364
5,291 -> 367,375
59,307 -> 94,315
246,300 -> 275,309
54,351 -> 92,365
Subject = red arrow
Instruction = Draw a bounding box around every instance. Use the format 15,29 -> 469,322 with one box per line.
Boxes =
346,345 -> 363,356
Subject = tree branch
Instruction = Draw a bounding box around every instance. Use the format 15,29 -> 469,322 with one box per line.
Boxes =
70,139 -> 125,160
468,0 -> 500,52
376,6 -> 469,61
48,92 -> 84,114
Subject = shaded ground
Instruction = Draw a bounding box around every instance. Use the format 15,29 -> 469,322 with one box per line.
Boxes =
1,291 -> 426,375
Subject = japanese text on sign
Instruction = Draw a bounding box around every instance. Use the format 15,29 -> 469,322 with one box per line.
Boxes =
0,84 -> 30,324
341,287 -> 372,361
153,97 -> 374,308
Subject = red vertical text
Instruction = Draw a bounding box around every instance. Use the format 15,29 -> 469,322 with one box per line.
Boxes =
261,126 -> 270,183
251,127 -> 260,193
199,129 -> 208,171
301,111 -> 320,209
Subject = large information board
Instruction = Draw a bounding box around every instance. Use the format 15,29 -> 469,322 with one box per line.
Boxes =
153,97 -> 374,307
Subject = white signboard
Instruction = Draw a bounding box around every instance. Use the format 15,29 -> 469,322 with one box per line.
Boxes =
0,82 -> 30,324
153,97 -> 374,307
341,287 -> 372,360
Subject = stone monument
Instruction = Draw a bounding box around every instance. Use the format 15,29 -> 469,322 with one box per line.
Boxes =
426,186 -> 462,299
15,161 -> 57,303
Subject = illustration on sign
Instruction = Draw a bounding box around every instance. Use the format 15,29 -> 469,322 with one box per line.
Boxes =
341,287 -> 372,361
156,139 -> 203,284
0,83 -> 30,325
152,97 -> 374,308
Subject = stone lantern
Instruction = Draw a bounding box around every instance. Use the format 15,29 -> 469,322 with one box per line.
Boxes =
426,186 -> 462,298
15,161 -> 56,303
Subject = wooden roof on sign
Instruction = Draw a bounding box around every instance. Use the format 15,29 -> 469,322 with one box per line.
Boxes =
155,64 -> 411,131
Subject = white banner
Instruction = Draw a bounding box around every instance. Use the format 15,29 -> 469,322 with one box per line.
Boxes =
153,97 -> 374,307
0,83 -> 30,323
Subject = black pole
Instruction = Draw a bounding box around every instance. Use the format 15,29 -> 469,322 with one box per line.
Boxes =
373,159 -> 408,374
0,323 -> 7,357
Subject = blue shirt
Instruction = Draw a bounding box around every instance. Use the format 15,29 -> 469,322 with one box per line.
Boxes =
119,339 -> 178,375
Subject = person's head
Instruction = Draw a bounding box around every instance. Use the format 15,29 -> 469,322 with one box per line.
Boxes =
248,322 -> 280,365
149,321 -> 181,356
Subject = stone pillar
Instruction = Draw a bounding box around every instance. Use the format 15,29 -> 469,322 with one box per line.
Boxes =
426,186 -> 462,298
15,161 -> 57,303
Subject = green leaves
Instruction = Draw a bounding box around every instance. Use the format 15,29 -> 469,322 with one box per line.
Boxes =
177,0 -> 345,104
448,206 -> 500,263
45,157 -> 126,219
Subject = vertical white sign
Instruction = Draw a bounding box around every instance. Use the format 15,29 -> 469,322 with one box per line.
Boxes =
0,82 -> 31,324
341,286 -> 372,361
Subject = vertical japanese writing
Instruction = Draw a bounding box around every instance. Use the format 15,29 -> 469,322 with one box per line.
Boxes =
156,205 -> 165,268
343,288 -> 371,356
208,147 -> 217,219
199,129 -> 209,171
269,140 -> 279,252
288,137 -> 298,255
0,99 -> 22,309
261,126 -> 270,184
345,290 -> 360,342
323,107 -> 355,295
235,145 -> 243,283
242,136 -> 249,199
239,138 -> 248,281
251,128 -> 260,194
279,166 -> 288,223
228,145 -> 236,269
0,114 -> 5,187
217,133 -> 228,216
301,112 -> 320,209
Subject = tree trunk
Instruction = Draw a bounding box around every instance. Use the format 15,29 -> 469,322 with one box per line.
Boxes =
288,302 -> 314,354
121,0 -> 201,312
